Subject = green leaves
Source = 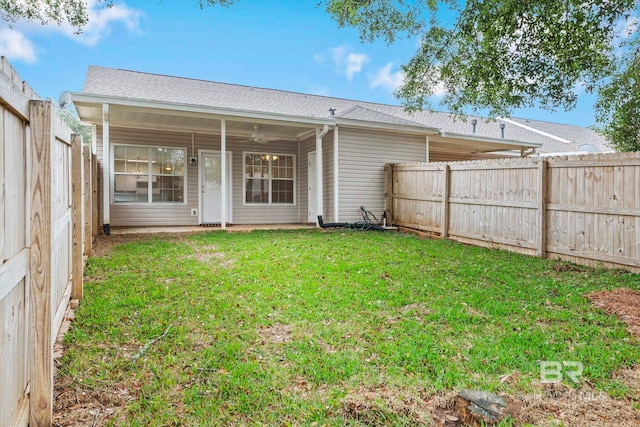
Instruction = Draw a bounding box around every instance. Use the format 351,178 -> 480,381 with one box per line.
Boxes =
595,44 -> 640,151
327,0 -> 640,149
0,0 -> 96,28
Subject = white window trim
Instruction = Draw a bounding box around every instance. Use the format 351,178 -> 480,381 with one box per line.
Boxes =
242,151 -> 296,206
111,143 -> 188,205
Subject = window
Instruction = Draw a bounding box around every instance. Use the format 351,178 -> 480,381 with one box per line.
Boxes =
113,145 -> 186,204
244,152 -> 295,205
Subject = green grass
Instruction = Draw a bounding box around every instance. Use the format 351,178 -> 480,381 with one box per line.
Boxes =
59,229 -> 640,426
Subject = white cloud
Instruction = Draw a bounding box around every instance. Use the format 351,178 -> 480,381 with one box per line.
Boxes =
370,63 -> 447,97
55,0 -> 142,46
3,0 -> 142,63
330,44 -> 369,80
0,28 -> 37,63
345,53 -> 369,80
369,63 -> 404,92
313,53 -> 325,64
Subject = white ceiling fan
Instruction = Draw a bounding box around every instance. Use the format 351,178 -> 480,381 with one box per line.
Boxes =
239,125 -> 282,144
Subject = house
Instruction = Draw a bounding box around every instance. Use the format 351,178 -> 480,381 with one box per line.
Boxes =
69,66 -> 609,231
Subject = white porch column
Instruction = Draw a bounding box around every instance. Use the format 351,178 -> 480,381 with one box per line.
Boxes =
425,135 -> 430,163
315,125 -> 329,226
221,118 -> 227,230
91,123 -> 97,155
333,126 -> 339,222
102,104 -> 110,235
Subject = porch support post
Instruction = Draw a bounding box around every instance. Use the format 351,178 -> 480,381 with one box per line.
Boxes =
102,104 -> 110,235
315,125 -> 329,226
425,135 -> 430,163
221,118 -> 227,230
333,125 -> 339,222
91,123 -> 97,155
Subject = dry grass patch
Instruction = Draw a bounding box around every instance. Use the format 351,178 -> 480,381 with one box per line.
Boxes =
587,288 -> 640,339
516,382 -> 640,427
257,323 -> 294,344
341,385 -> 431,426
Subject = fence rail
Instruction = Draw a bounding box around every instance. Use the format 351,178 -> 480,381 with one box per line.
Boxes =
0,57 -> 93,427
386,152 -> 640,272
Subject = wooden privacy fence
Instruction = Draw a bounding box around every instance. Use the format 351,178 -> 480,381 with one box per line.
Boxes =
0,58 -> 95,427
386,152 -> 640,272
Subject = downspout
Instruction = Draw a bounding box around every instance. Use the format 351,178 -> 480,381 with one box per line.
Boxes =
333,126 -> 339,222
221,119 -> 227,230
315,124 -> 329,226
102,104 -> 110,235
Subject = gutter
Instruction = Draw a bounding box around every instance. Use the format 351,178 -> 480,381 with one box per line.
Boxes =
436,130 -> 542,148
334,117 -> 439,135
69,92 -> 335,126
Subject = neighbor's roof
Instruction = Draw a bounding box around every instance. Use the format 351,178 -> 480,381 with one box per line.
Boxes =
81,66 -> 606,152
506,117 -> 610,152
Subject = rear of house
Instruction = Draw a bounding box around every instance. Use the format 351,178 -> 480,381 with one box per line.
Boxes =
71,66 -> 583,231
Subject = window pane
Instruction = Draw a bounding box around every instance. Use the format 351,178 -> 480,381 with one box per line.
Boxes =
114,175 -> 148,203
152,176 -> 184,202
272,179 -> 293,204
245,178 -> 269,203
114,146 -> 126,160
114,159 -> 127,173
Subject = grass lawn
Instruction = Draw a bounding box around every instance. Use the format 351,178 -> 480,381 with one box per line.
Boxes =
56,230 -> 640,426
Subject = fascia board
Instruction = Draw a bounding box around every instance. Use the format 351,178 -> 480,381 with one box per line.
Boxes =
334,117 -> 439,135
69,92 -> 335,126
439,131 -> 542,148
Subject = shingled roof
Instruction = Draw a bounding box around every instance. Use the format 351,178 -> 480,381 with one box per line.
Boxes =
82,66 -> 609,153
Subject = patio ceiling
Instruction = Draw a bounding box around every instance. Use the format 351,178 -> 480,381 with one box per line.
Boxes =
74,102 -> 319,141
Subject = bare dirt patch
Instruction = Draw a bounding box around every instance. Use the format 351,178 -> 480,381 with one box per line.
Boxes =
516,382 -> 640,427
341,385 -> 431,425
53,376 -> 137,427
257,324 -> 294,344
587,287 -> 640,339
339,383 -> 640,427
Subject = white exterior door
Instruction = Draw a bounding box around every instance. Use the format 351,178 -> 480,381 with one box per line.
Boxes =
200,151 -> 232,224
308,151 -> 316,223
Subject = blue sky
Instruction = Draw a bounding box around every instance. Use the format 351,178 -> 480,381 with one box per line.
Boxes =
2,0 -> 599,127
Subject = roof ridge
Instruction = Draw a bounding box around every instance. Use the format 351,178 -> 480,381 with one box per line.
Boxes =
87,65 -> 494,121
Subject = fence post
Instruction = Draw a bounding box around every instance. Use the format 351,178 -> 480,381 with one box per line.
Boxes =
384,163 -> 394,225
83,146 -> 92,257
29,100 -> 53,427
71,135 -> 83,300
441,164 -> 450,238
537,159 -> 548,258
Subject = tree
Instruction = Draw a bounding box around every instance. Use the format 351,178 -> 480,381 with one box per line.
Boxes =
6,0 -> 640,151
58,108 -> 92,146
0,0 -> 92,28
0,0 -> 236,29
595,47 -> 640,151
327,0 -> 640,151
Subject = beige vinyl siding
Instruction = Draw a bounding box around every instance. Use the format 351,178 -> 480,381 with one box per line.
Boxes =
96,127 -> 305,226
338,127 -> 426,222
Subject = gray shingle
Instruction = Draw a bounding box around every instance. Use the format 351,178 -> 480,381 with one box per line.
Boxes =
82,66 -> 607,153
